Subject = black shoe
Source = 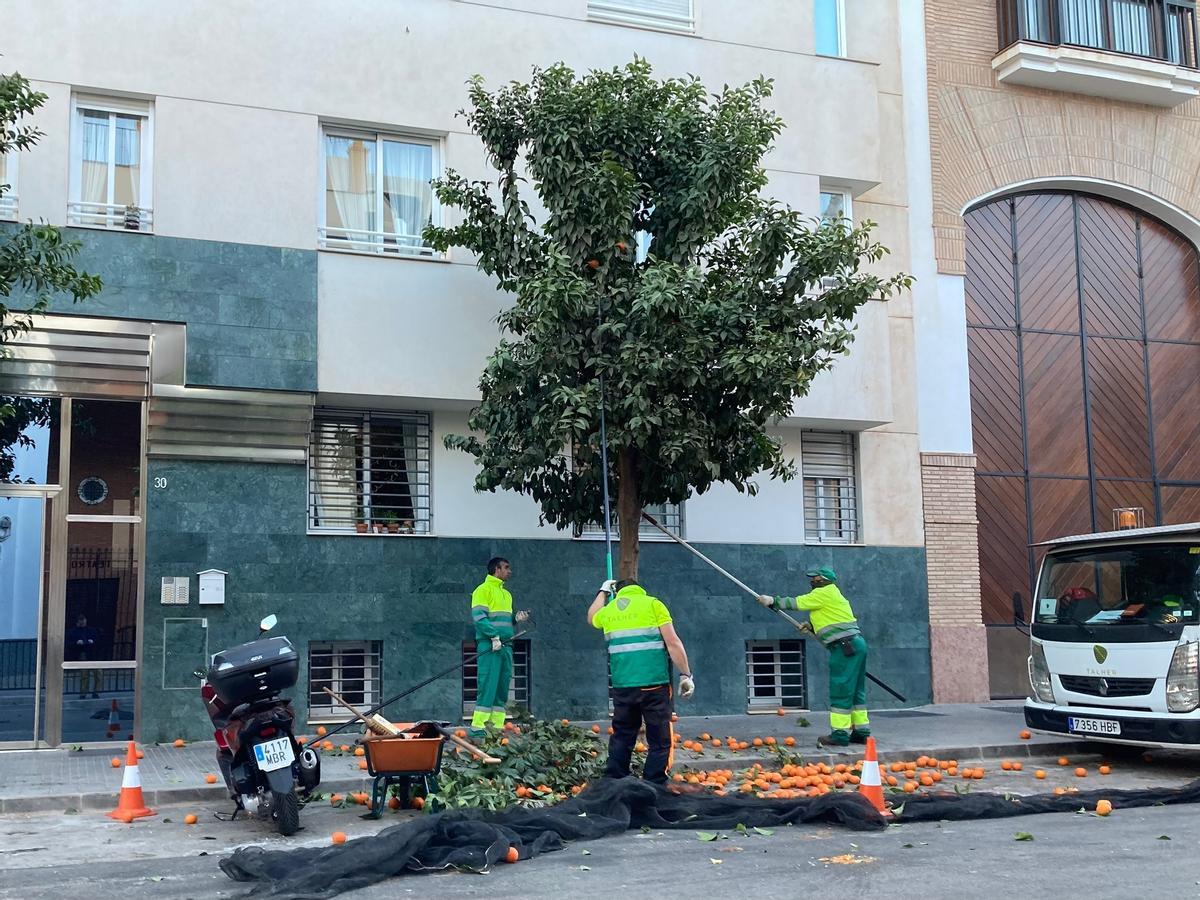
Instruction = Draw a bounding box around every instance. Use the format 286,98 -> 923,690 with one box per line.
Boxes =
849,730 -> 871,744
817,733 -> 850,749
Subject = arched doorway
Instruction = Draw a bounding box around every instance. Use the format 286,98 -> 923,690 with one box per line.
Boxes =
965,191 -> 1200,696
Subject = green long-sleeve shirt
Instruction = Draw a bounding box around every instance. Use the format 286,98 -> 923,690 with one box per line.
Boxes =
777,584 -> 861,646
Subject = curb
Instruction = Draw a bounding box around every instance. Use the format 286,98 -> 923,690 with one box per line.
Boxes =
0,775 -> 373,816
684,739 -> 1091,772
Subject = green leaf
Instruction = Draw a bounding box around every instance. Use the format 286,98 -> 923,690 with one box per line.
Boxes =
1014,832 -> 1034,841
696,832 -> 722,842
752,827 -> 775,837
1158,835 -> 1172,840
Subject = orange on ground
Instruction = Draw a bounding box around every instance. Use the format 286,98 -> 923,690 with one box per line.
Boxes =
752,738 -> 763,747
354,747 -> 365,757
359,760 -> 368,770
1053,787 -> 1067,796
500,737 -> 509,746
317,726 -> 327,736
505,846 -> 519,863
1035,770 -> 1046,779
411,796 -> 425,810
136,749 -> 144,759
607,727 -> 614,735
1001,761 -> 1013,771
700,733 -> 711,741
1057,757 -> 1070,766
173,739 -> 185,748
1012,762 -> 1023,771
297,737 -> 306,745
205,774 -> 217,784
777,708 -> 787,716
1075,767 -> 1087,777
947,766 -> 958,776
886,776 -> 899,787
917,756 -> 929,767
919,774 -> 934,786
330,794 -> 343,805
592,724 -> 601,734
340,745 -> 350,752
1096,799 -> 1113,816
110,757 -> 121,768
561,719 -> 570,726
332,832 -> 347,844
711,739 -> 722,747
388,796 -> 401,810
323,741 -> 334,751
1019,729 -> 1031,739
903,782 -> 917,793
184,813 -> 198,825
1099,765 -> 1111,775
765,736 -> 776,746
635,742 -> 647,753
784,736 -> 795,747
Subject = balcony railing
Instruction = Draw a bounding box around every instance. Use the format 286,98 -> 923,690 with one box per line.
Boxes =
67,201 -> 154,232
998,0 -> 1199,68
0,193 -> 16,221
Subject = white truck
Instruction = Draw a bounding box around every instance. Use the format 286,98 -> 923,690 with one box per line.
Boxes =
1023,522 -> 1200,748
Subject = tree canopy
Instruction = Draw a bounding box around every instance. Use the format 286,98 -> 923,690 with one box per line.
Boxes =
427,59 -> 909,578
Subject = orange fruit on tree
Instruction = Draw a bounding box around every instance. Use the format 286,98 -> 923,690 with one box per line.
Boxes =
331,832 -> 347,844
411,796 -> 425,810
184,813 -> 198,825
205,773 -> 217,784
1095,799 -> 1113,816
505,846 -> 520,863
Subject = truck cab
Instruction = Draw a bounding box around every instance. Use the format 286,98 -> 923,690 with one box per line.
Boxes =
1024,522 -> 1200,748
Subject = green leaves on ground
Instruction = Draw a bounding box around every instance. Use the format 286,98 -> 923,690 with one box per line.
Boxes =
1014,832 -> 1034,841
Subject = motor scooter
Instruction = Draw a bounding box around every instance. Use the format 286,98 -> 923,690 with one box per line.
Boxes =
199,614 -> 321,835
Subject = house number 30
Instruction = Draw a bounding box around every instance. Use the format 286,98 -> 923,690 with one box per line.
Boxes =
153,477 -> 168,489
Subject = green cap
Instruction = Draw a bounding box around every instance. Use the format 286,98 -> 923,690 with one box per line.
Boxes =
805,566 -> 838,583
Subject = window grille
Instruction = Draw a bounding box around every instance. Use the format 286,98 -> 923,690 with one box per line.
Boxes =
587,0 -> 694,32
308,409 -> 432,534
580,502 -> 683,539
0,152 -> 16,220
746,639 -> 807,711
802,430 -> 859,544
462,639 -> 531,718
308,640 -> 382,721
320,128 -> 440,256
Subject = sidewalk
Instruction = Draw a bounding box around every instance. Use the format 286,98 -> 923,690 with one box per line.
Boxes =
0,701 -> 1083,813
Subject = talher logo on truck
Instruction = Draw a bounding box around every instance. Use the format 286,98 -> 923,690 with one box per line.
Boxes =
1093,645 -> 1108,664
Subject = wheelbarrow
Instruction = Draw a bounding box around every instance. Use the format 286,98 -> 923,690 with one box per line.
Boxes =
359,721 -> 447,819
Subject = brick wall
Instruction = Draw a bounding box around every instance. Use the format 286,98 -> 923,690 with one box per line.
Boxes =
921,453 -> 981,625
925,0 -> 1200,274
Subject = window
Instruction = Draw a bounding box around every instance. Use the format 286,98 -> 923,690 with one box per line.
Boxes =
802,430 -> 859,544
320,128 -> 440,257
68,96 -> 153,231
587,0 -> 694,32
580,501 -> 684,539
746,639 -> 807,711
815,0 -> 846,56
462,639 -> 531,719
308,409 -> 432,534
308,641 -> 383,722
0,152 -> 16,220
819,189 -> 852,225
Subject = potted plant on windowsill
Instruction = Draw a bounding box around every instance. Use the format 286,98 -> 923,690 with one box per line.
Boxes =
381,510 -> 400,534
354,506 -> 369,534
123,204 -> 142,231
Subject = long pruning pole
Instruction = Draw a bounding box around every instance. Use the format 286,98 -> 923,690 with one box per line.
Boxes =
641,512 -> 907,703
596,293 -> 614,581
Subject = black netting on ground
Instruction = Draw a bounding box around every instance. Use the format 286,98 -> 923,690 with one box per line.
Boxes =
220,776 -> 1200,899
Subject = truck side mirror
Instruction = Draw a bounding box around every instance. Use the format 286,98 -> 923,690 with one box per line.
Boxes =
259,614 -> 278,633
1012,592 -> 1029,635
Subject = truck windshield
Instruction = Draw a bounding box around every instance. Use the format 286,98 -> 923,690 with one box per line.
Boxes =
1035,543 -> 1200,628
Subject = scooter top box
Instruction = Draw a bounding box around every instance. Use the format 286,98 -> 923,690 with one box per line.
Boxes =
207,635 -> 299,706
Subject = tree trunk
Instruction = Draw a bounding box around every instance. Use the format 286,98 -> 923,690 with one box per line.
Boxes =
616,447 -> 640,581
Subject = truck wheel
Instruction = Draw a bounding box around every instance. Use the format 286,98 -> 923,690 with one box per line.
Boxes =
273,788 -> 300,836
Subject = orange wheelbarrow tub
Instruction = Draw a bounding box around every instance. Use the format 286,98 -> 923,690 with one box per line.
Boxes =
358,721 -> 447,819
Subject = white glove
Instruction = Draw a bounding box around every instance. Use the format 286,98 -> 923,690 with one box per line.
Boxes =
599,579 -> 617,597
678,674 -> 695,699
515,610 -> 529,623
756,594 -> 775,608
491,636 -> 502,652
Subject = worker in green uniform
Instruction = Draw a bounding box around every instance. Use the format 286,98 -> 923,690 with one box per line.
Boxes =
469,557 -> 528,735
588,578 -> 694,784
758,566 -> 869,748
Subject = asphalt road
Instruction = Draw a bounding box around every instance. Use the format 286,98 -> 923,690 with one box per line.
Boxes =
1,752 -> 1197,899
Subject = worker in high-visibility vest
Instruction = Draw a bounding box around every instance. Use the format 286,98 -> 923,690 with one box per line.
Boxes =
588,578 -> 694,784
468,557 -> 528,735
758,566 -> 869,748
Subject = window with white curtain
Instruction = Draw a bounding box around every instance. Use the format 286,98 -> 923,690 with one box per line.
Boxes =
320,128 -> 440,257
802,431 -> 859,544
815,0 -> 846,56
308,409 -> 432,534
587,0 -> 694,32
819,189 -> 852,225
0,152 -> 15,220
68,96 -> 153,231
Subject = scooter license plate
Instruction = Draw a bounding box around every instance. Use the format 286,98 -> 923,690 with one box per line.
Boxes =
253,737 -> 295,772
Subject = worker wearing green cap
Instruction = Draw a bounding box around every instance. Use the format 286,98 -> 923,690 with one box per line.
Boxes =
757,567 -> 869,748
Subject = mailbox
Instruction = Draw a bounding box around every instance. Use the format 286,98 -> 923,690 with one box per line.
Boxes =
197,569 -> 228,606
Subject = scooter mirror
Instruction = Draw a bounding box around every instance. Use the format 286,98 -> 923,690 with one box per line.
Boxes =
259,614 -> 278,633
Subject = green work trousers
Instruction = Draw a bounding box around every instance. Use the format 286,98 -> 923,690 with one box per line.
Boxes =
827,634 -> 870,739
471,641 -> 512,730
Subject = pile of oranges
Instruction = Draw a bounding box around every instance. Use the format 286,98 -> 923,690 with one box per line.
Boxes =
676,732 -> 797,755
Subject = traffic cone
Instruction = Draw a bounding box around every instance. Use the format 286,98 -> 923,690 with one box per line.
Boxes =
857,736 -> 890,817
105,699 -> 120,736
106,741 -> 155,822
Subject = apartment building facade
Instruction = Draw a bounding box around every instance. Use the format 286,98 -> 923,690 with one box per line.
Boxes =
917,0 -> 1200,695
0,0 -> 933,746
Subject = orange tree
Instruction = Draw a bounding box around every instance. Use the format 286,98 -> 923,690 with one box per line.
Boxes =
428,60 -> 908,580
1,69 -> 101,478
